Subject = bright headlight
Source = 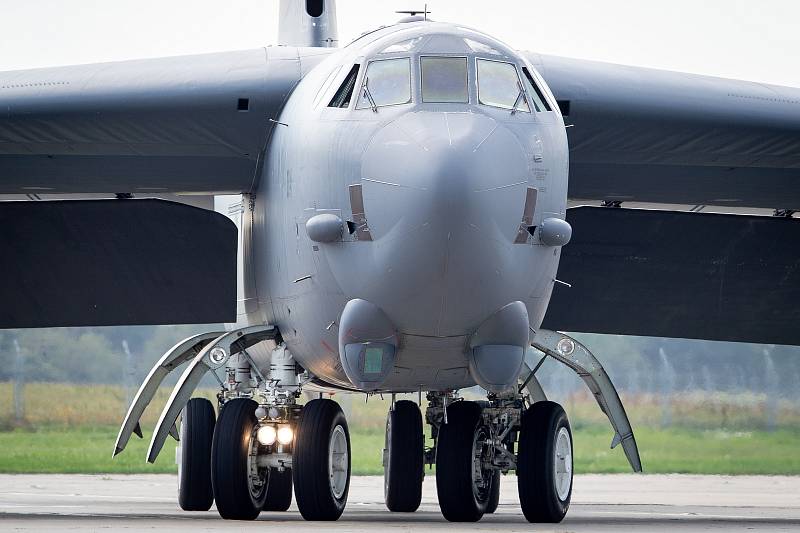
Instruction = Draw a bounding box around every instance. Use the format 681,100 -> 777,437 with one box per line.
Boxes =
257,425 -> 277,446
277,425 -> 294,445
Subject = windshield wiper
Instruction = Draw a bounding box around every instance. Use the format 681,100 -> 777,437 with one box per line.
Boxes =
510,80 -> 530,115
362,77 -> 378,113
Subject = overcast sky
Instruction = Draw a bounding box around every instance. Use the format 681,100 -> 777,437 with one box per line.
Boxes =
1,0 -> 798,87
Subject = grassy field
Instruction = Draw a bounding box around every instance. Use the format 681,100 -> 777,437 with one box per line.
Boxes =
0,383 -> 798,475
0,424 -> 798,475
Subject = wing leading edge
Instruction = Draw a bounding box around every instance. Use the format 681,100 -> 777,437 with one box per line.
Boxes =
526,53 -> 800,210
0,47 -> 330,194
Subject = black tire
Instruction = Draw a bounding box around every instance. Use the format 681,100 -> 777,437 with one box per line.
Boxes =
293,399 -> 351,521
384,400 -> 424,512
517,401 -> 573,523
211,399 -> 267,520
262,467 -> 293,512
485,470 -> 501,514
435,401 -> 492,522
178,398 -> 215,511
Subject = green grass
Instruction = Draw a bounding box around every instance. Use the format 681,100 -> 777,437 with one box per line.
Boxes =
572,425 -> 800,475
1,383 -> 798,475
1,424 -> 797,475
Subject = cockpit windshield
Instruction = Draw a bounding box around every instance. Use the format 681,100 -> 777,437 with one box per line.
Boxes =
356,58 -> 412,109
328,32 -> 553,113
421,56 -> 469,103
476,59 -> 529,112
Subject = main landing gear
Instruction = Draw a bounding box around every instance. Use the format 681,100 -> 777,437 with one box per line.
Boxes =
423,394 -> 572,523
379,391 -> 574,523
116,326 -> 354,522
203,346 -> 352,522
119,327 -> 638,524
383,400 -> 424,512
177,398 -> 215,511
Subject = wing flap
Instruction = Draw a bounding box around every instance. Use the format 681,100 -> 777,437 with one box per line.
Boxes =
543,206 -> 800,345
0,199 -> 237,328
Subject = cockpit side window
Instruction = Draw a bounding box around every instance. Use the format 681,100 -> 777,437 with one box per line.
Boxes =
421,56 -> 469,103
329,64 -> 360,108
521,67 -> 552,112
477,59 -> 529,112
356,57 -> 412,110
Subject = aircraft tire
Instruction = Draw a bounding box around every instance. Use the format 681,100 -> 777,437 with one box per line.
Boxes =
293,399 -> 351,520
177,397 -> 215,511
384,400 -> 424,512
485,470 -> 501,514
262,467 -> 293,511
435,400 -> 492,522
211,398 -> 267,520
517,401 -> 572,523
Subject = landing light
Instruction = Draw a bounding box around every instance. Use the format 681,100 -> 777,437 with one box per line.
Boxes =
277,425 -> 294,445
209,347 -> 227,365
257,425 -> 277,446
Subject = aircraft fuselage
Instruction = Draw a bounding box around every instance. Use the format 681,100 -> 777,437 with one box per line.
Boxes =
250,22 -> 569,391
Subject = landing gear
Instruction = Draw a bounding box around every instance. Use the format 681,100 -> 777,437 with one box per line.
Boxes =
263,468 -> 293,511
426,391 -> 571,523
293,399 -> 351,520
485,470 -> 501,514
384,400 -> 424,512
211,398 -> 267,520
435,401 -> 496,522
118,327 -> 638,524
518,401 -> 573,523
177,397 -> 215,511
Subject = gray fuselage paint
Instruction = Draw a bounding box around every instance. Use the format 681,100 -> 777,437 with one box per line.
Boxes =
250,22 -> 569,392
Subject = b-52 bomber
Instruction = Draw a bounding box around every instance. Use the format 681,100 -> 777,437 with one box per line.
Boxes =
1,0 -> 798,524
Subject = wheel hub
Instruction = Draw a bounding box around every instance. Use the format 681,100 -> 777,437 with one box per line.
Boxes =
329,424 -> 349,499
553,426 -> 572,501
471,426 -> 493,503
247,428 -> 268,498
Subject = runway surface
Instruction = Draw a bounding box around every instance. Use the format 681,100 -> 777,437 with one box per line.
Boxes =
1,474 -> 798,531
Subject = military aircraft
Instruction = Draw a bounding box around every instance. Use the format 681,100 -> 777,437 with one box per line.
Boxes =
1,0 -> 798,524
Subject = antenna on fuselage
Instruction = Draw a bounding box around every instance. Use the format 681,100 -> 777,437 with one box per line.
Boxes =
396,3 -> 431,21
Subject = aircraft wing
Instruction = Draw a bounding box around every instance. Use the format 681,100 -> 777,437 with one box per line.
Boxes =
0,47 -> 328,194
527,53 -> 800,210
0,48 -> 330,328
526,55 -> 800,345
542,206 -> 800,345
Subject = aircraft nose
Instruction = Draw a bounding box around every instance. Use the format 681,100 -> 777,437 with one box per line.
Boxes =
361,111 -> 529,233
358,111 -> 534,336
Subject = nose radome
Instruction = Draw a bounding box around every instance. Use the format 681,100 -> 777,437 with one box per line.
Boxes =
358,111 -> 534,336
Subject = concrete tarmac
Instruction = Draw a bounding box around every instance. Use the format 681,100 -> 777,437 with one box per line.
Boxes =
1,474 -> 798,532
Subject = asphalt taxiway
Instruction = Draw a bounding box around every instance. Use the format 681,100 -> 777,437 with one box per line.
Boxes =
1,474 -> 798,531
